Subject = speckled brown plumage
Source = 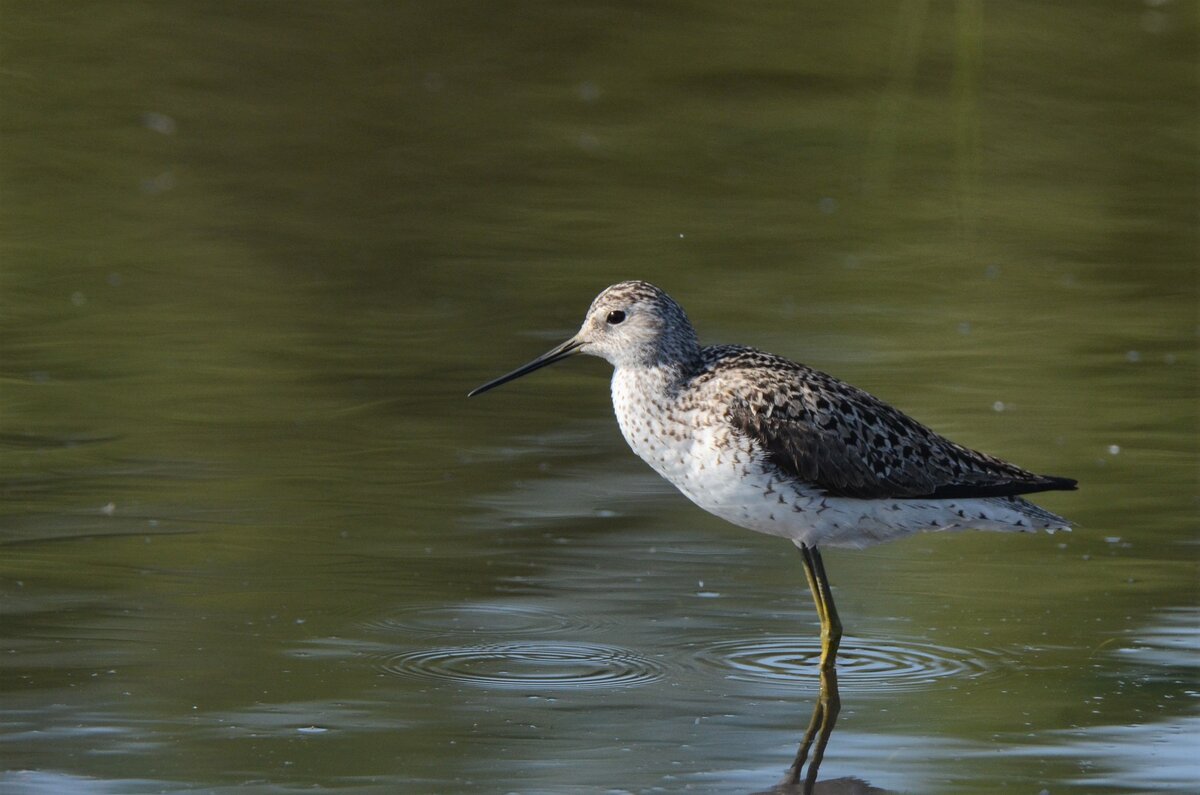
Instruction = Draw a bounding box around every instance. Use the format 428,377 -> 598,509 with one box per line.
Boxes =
691,345 -> 1077,501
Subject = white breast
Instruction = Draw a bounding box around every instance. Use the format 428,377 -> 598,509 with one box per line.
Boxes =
611,367 -> 819,533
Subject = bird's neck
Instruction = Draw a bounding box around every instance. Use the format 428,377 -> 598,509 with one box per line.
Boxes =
611,359 -> 691,404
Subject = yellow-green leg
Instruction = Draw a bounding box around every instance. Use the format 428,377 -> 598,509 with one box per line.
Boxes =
782,544 -> 843,792
800,544 -> 842,671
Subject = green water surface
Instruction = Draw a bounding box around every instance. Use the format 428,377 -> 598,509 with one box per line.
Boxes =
2,3 -> 1196,793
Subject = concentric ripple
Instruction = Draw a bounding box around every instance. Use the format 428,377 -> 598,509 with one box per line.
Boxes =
379,641 -> 666,690
695,635 -> 1001,692
360,604 -> 598,637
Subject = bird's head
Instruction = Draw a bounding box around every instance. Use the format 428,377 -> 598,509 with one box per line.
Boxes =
468,280 -> 699,396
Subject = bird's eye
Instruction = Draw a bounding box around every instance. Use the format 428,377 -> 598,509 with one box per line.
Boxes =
606,310 -> 626,325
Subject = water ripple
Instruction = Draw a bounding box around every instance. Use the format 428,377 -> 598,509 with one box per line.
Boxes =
695,635 -> 1001,692
378,641 -> 666,690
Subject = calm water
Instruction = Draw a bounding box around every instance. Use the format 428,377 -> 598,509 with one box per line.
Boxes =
2,3 -> 1196,793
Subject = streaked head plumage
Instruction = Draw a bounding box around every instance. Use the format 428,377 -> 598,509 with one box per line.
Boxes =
574,280 -> 700,367
467,280 -> 699,396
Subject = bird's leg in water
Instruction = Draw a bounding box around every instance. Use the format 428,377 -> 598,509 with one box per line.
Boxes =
799,544 -> 842,671
785,545 -> 844,792
811,545 -> 842,670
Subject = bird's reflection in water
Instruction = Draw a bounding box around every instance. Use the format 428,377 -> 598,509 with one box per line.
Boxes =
753,663 -> 893,795
782,664 -> 840,792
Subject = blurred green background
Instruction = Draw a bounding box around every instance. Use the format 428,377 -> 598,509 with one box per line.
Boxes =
1,2 -> 1196,793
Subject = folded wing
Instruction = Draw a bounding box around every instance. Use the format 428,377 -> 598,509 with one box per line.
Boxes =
706,346 -> 1077,501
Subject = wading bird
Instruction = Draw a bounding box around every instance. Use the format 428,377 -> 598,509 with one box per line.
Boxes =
469,280 -> 1076,790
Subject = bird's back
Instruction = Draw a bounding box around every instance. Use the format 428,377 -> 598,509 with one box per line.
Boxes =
681,345 -> 1077,502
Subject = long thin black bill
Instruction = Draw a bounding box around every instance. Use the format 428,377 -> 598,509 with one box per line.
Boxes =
467,338 -> 583,397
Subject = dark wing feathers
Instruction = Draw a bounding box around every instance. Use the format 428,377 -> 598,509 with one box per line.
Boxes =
700,346 -> 1077,501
